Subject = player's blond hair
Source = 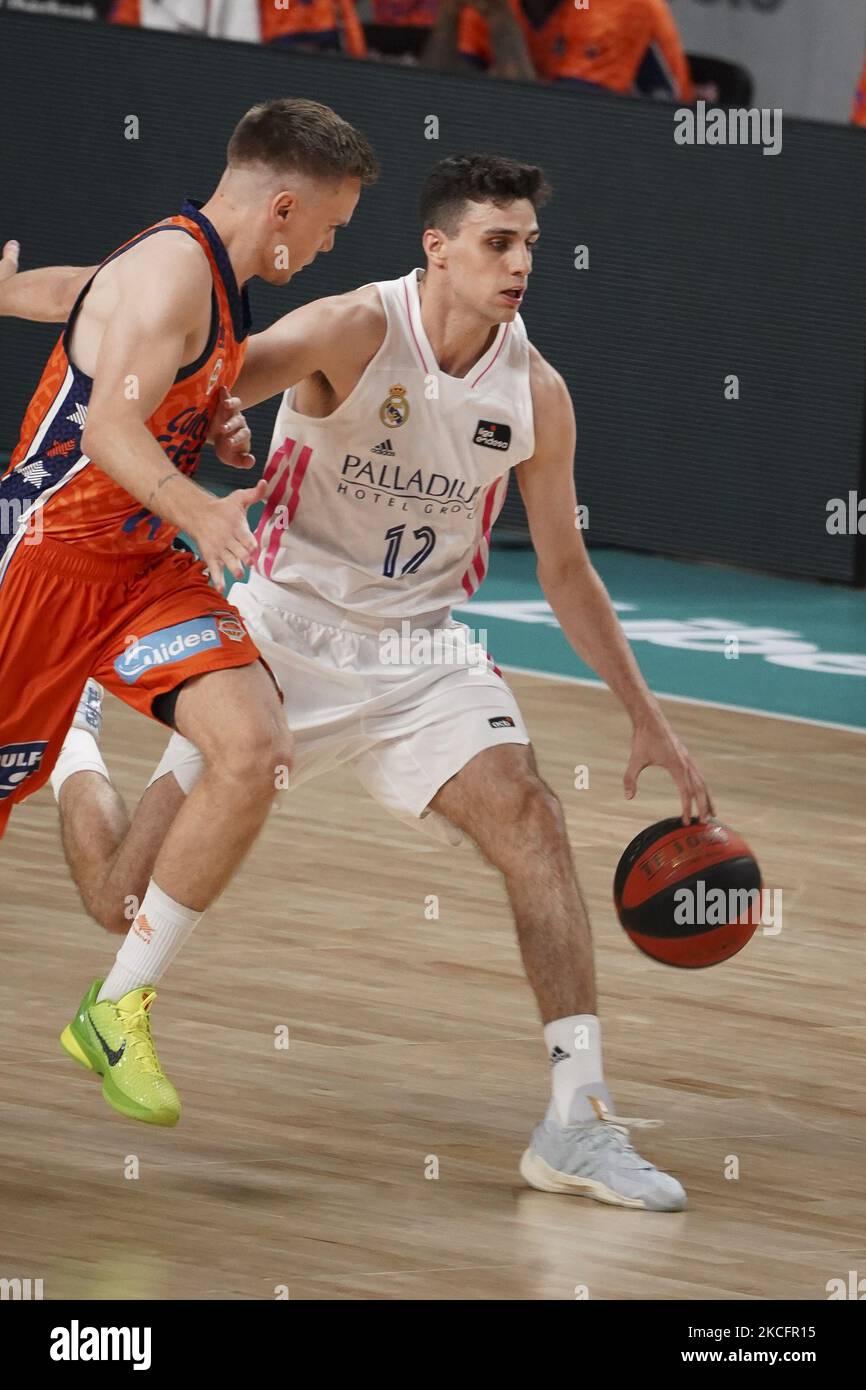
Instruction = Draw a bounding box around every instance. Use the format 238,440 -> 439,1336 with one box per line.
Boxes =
228,98 -> 379,185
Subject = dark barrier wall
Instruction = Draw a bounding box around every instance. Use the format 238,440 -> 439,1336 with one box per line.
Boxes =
1,12 -> 864,583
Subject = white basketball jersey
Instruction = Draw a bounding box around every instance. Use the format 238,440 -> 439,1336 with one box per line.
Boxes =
252,268 -> 536,619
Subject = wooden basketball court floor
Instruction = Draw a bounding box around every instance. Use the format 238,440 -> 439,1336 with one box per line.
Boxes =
1,673 -> 863,1301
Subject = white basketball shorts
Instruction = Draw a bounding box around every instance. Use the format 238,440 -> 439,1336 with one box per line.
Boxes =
149,571 -> 529,845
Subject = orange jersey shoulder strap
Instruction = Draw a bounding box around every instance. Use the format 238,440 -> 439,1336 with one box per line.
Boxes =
3,201 -> 250,566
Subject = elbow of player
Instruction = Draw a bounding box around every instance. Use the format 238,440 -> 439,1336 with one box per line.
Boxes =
537,552 -> 590,595
80,418 -> 112,460
59,267 -> 97,322
55,289 -> 78,323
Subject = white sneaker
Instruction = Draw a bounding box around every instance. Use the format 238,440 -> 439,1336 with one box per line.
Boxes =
71,679 -> 103,738
520,1097 -> 687,1211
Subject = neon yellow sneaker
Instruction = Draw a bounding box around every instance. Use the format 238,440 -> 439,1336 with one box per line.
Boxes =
60,979 -> 181,1127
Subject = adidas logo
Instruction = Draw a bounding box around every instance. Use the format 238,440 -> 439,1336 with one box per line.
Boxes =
549,1045 -> 570,1065
66,402 -> 88,428
370,438 -> 395,456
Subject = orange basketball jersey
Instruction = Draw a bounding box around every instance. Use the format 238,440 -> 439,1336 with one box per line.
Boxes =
1,201 -> 250,580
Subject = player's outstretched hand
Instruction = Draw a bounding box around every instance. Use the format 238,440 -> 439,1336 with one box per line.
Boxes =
0,239 -> 20,284
623,715 -> 715,826
209,386 -> 255,470
194,479 -> 268,594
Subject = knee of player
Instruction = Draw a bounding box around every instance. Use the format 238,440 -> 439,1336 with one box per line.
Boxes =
206,721 -> 293,794
507,774 -> 565,843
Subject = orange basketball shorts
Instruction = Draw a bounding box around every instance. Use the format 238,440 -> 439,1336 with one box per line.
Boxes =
0,536 -> 262,839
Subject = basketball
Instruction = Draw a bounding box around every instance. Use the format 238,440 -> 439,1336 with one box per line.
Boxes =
614,818 -> 763,968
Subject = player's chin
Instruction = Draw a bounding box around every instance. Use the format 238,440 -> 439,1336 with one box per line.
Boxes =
261,265 -> 294,287
495,291 -> 524,318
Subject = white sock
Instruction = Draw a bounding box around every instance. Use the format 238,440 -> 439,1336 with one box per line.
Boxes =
98,879 -> 202,1002
544,1014 -> 613,1126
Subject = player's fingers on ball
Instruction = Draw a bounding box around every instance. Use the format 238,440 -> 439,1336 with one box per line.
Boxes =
692,772 -> 712,821
675,765 -> 694,824
686,772 -> 708,822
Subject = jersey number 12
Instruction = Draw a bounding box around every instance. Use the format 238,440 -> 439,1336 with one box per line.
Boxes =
382,524 -> 436,578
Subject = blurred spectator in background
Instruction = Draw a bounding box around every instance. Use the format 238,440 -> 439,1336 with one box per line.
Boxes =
426,0 -> 692,100
109,0 -> 367,55
261,0 -> 366,56
108,0 -> 261,36
851,49 -> 866,126
424,0 -> 533,78
364,0 -> 439,63
688,54 -> 753,110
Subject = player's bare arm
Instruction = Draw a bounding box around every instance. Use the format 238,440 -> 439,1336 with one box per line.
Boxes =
0,252 -> 378,462
0,244 -> 254,472
77,234 -> 265,590
0,240 -> 95,320
236,284 -> 386,410
517,345 -> 713,825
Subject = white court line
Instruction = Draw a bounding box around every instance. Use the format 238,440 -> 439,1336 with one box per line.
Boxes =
499,663 -> 866,737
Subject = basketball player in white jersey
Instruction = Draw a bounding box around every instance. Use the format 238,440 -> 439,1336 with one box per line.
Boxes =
1,156 -> 712,1209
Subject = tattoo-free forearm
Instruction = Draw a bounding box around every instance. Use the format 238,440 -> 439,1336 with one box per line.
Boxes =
542,559 -> 663,727
0,265 -> 94,321
81,416 -> 214,535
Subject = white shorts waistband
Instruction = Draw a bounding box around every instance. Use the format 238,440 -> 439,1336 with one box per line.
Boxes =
245,569 -> 455,637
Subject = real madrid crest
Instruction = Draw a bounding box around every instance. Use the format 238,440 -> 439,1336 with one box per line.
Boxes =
379,383 -> 410,429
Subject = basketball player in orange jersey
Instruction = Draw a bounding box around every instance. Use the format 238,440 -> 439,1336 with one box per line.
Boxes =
2,154 -> 711,1208
0,98 -> 378,1128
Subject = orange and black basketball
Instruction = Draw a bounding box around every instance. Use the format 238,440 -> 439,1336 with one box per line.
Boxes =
614,818 -> 762,968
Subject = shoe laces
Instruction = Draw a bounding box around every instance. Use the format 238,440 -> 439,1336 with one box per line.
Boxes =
119,991 -> 161,1074
570,1097 -> 663,1166
588,1095 -> 663,1137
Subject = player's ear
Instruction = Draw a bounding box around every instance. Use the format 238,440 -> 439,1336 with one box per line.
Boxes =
422,227 -> 447,267
272,191 -> 295,223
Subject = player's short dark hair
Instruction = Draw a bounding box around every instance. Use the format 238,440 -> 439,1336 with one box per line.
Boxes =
228,98 -> 379,185
419,154 -> 551,236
